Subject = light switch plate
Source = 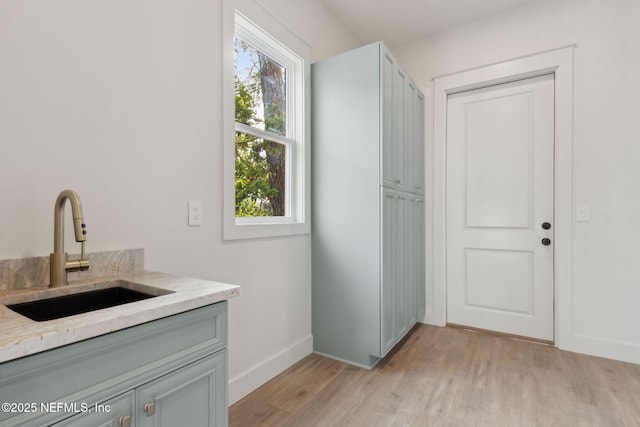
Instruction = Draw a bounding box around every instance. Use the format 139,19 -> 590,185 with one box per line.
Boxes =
576,205 -> 590,222
188,200 -> 203,226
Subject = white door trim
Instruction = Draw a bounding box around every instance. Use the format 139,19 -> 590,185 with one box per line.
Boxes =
431,46 -> 574,349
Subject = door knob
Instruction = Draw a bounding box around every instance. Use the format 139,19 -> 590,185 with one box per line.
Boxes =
541,238 -> 551,246
542,222 -> 551,229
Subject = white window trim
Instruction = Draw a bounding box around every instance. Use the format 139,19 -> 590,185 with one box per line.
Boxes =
222,0 -> 310,240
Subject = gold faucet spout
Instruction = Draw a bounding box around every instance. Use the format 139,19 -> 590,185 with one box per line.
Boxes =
50,190 -> 90,287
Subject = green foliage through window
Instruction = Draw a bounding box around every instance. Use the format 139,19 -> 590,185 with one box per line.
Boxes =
234,37 -> 287,217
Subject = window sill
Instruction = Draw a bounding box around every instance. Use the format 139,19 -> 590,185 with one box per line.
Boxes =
223,220 -> 310,241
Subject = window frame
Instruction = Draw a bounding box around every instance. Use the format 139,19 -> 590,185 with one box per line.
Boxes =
223,0 -> 310,240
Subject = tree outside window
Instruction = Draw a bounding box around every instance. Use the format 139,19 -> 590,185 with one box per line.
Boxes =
234,37 -> 289,217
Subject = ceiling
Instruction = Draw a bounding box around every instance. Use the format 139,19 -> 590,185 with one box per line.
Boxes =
321,0 -> 544,46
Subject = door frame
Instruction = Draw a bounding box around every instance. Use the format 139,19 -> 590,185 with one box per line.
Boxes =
431,46 -> 574,349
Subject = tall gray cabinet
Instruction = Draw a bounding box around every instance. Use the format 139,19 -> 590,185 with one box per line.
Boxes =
311,42 -> 425,369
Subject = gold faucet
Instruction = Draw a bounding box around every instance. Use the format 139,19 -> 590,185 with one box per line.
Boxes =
50,190 -> 90,287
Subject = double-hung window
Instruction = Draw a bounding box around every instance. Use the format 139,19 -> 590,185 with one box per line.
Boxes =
223,1 -> 310,240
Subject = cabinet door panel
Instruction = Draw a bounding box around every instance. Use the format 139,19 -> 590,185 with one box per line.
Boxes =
137,351 -> 227,427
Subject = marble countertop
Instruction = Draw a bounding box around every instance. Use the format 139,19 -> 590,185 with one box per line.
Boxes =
0,271 -> 240,364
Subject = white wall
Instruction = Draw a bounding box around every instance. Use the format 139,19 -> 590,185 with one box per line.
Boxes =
0,0 -> 359,404
393,0 -> 640,363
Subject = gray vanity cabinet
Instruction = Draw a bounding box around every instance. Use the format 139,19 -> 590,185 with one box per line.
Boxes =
0,302 -> 228,427
312,42 -> 425,369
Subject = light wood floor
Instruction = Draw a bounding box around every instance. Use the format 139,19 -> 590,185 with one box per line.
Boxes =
230,324 -> 640,426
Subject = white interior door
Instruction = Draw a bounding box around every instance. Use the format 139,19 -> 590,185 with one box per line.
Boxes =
446,74 -> 555,341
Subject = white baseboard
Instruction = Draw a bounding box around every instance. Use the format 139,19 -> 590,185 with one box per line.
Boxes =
422,316 -> 640,366
228,334 -> 313,405
561,333 -> 640,365
423,308 -> 445,327
311,350 -> 379,370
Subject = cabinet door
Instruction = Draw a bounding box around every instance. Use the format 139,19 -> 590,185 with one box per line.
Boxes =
382,50 -> 395,187
404,196 -> 417,330
384,190 -> 421,346
407,195 -> 425,327
51,391 -> 135,427
137,351 -> 227,427
382,189 -> 411,354
413,91 -> 425,193
391,65 -> 406,186
382,189 -> 397,355
403,80 -> 416,188
382,192 -> 425,356
384,191 -> 424,350
415,195 -> 426,321
393,192 -> 409,340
